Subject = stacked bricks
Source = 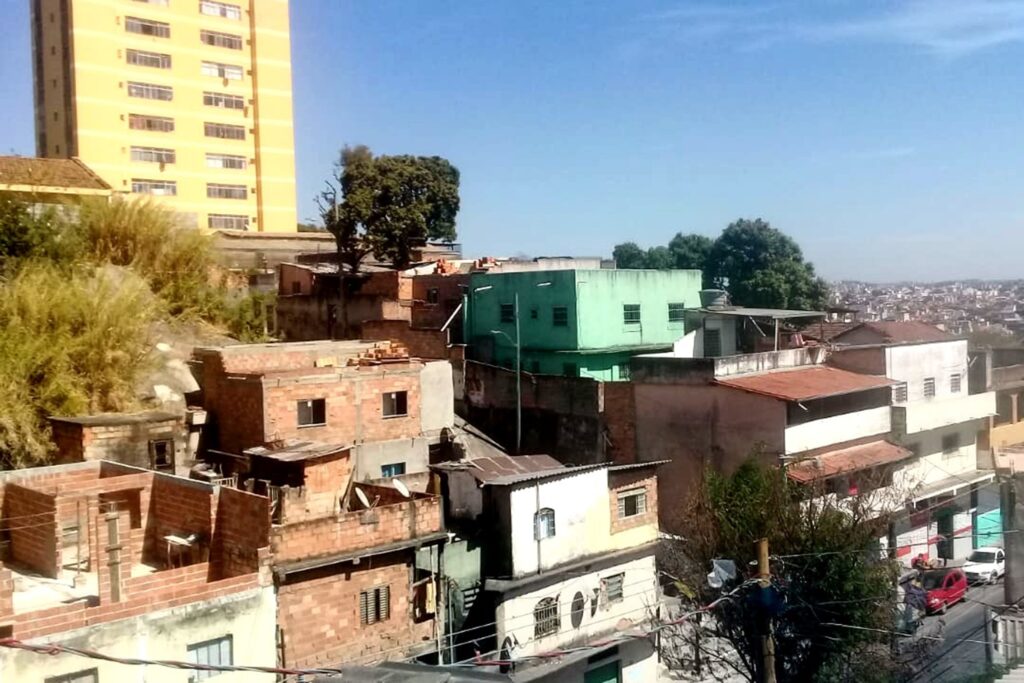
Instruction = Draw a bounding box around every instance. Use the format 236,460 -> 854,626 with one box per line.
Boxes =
608,470 -> 659,535
360,320 -> 450,360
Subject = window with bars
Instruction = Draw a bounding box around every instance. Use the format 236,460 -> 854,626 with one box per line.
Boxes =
207,183 -> 247,199
617,488 -> 647,518
129,113 -> 174,131
126,49 -> 171,68
924,377 -> 936,398
186,635 -> 232,682
668,302 -> 686,323
533,597 -> 559,638
204,122 -> 245,139
203,91 -> 245,109
45,670 -> 98,683
206,153 -> 246,169
132,178 -> 176,195
200,29 -> 243,49
125,16 -> 170,37
552,306 -> 568,327
131,146 -> 175,163
127,81 -> 173,100
534,507 -> 556,540
623,304 -> 641,325
499,303 -> 515,323
602,573 -> 624,604
360,586 -> 390,625
892,383 -> 908,403
297,398 -> 325,426
201,60 -> 243,80
950,374 -> 962,393
208,214 -> 249,230
382,391 -> 408,417
704,328 -> 722,357
200,0 -> 241,19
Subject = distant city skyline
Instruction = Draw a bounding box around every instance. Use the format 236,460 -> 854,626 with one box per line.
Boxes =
3,1 -> 1024,280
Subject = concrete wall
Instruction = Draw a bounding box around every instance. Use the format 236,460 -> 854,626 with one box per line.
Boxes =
0,586 -> 275,683
784,406 -> 891,455
420,361 -> 455,432
353,437 -> 431,481
531,638 -> 657,683
467,269 -> 580,352
885,341 -> 969,402
894,422 -> 981,490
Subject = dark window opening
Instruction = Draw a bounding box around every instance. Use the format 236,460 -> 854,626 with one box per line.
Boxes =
623,304 -> 641,325
499,303 -> 515,323
668,302 -> 686,323
297,398 -> 326,427
552,306 -> 568,327
149,439 -> 173,472
382,391 -> 408,417
704,328 -> 722,357
381,462 -> 406,478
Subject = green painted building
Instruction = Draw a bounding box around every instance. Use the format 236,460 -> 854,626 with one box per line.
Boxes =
465,268 -> 703,380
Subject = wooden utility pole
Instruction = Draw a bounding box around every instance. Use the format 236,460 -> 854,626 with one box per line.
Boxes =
757,538 -> 777,683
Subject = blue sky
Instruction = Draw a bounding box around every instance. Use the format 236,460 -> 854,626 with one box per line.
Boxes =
3,1 -> 1024,281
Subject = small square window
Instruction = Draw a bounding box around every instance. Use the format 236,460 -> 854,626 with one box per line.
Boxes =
499,303 -> 515,323
942,433 -> 961,455
381,462 -> 406,478
360,586 -> 391,625
924,377 -> 936,398
623,304 -> 641,325
552,306 -> 568,327
530,307 -> 538,319
950,374 -> 962,393
533,597 -> 559,638
602,573 -> 624,604
149,439 -> 173,471
297,398 -> 326,427
893,383 -> 908,403
383,391 -> 408,418
617,488 -> 647,518
668,302 -> 686,323
187,635 -> 232,682
534,507 -> 556,540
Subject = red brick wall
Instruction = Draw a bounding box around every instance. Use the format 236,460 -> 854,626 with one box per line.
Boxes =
603,382 -> 637,464
211,487 -> 270,580
208,377 -> 265,456
361,320 -> 450,360
144,476 -> 214,566
608,471 -> 659,535
277,555 -> 433,667
3,484 -> 58,578
0,566 -> 13,622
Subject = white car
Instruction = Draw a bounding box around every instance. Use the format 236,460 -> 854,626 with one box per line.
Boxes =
963,547 -> 1005,584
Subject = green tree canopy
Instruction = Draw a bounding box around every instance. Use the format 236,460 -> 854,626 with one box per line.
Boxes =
668,232 -> 713,272
644,245 -> 674,269
612,241 -> 647,269
320,145 -> 460,271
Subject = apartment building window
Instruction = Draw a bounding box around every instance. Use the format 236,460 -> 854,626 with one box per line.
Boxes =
200,0 -> 242,20
200,29 -> 243,49
297,398 -> 326,427
131,146 -> 175,164
206,153 -> 246,169
381,462 -> 406,477
924,377 -> 936,398
204,122 -> 245,140
950,373 -> 962,393
534,507 -> 556,540
360,586 -> 390,625
131,178 -> 176,195
201,60 -> 243,80
45,670 -> 98,683
892,382 -> 908,403
617,488 -> 647,518
623,304 -> 641,325
127,81 -> 173,100
207,183 -> 247,199
125,16 -> 170,38
602,573 -> 624,604
552,306 -> 568,327
667,302 -> 686,323
186,635 -> 232,682
208,214 -> 248,230
129,113 -> 174,131
203,91 -> 245,109
533,597 -> 559,638
382,391 -> 408,418
499,303 -> 515,323
942,433 -> 961,456
126,48 -> 171,69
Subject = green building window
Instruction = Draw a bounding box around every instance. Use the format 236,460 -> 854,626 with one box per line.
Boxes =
552,306 -> 568,327
530,307 -> 538,319
668,302 -> 686,323
500,303 -> 515,323
623,304 -> 641,325
563,363 -> 578,377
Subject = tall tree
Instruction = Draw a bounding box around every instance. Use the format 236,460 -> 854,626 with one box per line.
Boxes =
707,219 -> 828,310
319,145 -> 460,272
612,241 -> 647,269
645,245 -> 674,269
668,232 -> 713,286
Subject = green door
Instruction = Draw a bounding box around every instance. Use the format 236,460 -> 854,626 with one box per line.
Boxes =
584,661 -> 620,683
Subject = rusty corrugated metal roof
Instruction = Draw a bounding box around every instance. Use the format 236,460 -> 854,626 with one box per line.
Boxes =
461,454 -> 565,483
715,365 -> 895,401
787,440 -> 912,483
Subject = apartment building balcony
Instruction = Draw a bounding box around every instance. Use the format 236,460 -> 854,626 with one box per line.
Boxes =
785,406 -> 892,455
892,391 -> 996,436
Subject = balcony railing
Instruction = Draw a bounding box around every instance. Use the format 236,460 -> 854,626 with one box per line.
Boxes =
892,391 -> 996,436
784,406 -> 891,455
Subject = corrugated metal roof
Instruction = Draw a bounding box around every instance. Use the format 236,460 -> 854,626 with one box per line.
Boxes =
608,460 -> 671,472
697,307 -> 826,319
787,440 -> 912,483
244,440 -> 349,462
715,366 -> 895,401
835,321 -> 955,344
443,454 -> 565,483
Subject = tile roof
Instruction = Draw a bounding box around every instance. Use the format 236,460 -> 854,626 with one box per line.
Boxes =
787,440 -> 912,483
801,321 -> 858,342
715,365 -> 895,401
0,156 -> 110,191
835,321 -> 955,344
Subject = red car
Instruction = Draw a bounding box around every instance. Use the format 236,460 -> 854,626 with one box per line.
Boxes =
922,568 -> 968,613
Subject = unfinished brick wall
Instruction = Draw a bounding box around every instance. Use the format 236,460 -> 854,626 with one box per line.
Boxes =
207,376 -> 265,456
602,382 -> 637,465
361,320 -> 450,360
144,476 -> 214,567
0,566 -> 13,622
275,453 -> 352,523
211,487 -> 270,580
3,484 -> 58,578
277,555 -> 434,668
608,471 -> 659,535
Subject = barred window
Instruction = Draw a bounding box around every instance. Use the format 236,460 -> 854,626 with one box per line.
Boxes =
127,81 -> 173,100
534,507 -> 555,540
131,146 -> 175,163
602,573 -> 624,603
208,214 -> 249,230
552,306 -> 568,327
200,0 -> 241,19
892,383 -> 908,403
206,153 -> 246,169
132,179 -> 176,195
126,49 -> 171,69
129,114 -> 174,132
668,302 -> 686,323
203,91 -> 244,109
207,183 -> 247,199
203,122 -> 245,139
623,304 -> 641,325
617,488 -> 647,518
950,373 -> 962,393
924,377 -> 936,399
200,29 -> 243,49
499,303 -> 514,323
125,16 -> 170,38
533,597 -> 559,638
201,60 -> 243,80
360,586 -> 390,625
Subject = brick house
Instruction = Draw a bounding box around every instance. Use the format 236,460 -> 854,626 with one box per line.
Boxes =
247,439 -> 448,668
192,340 -> 455,483
0,460 -> 274,682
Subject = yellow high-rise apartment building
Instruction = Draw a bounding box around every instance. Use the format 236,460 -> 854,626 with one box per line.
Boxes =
31,0 -> 298,232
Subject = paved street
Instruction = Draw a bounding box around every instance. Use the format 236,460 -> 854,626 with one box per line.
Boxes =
913,581 -> 1004,682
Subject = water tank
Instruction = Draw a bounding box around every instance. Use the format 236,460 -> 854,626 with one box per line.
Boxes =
699,289 -> 730,308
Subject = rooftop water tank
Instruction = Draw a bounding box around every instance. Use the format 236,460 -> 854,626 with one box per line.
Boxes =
700,289 -> 730,308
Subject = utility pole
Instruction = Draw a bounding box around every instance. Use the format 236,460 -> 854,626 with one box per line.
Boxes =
757,538 -> 777,683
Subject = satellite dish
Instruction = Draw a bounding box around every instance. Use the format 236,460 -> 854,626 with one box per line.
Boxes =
393,478 -> 411,498
354,487 -> 371,509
